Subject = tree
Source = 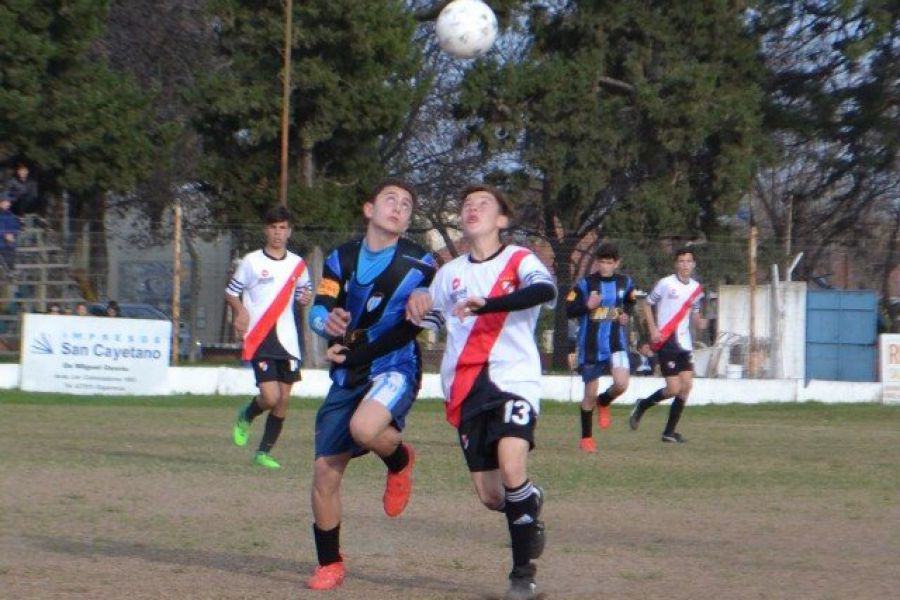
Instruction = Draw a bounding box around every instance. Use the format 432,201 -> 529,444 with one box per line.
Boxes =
194,0 -> 429,228
751,0 -> 899,288
0,0 -> 160,294
449,1 -> 765,367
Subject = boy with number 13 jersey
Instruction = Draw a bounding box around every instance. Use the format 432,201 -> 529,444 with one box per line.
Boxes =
410,184 -> 554,600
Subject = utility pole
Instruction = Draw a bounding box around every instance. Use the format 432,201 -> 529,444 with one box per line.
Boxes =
278,0 -> 293,207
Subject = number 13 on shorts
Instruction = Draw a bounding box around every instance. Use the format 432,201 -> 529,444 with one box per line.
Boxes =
504,399 -> 533,425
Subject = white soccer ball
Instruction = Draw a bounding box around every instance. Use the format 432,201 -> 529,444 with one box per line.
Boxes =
436,0 -> 498,59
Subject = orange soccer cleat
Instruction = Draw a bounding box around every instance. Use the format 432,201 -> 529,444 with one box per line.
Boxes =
579,437 -> 597,453
598,404 -> 611,429
383,443 -> 416,517
307,561 -> 345,591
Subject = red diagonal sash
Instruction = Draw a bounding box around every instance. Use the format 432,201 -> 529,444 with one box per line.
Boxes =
446,249 -> 529,427
242,259 -> 307,360
651,285 -> 703,352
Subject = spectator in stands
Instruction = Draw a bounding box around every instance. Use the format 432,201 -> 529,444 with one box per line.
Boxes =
5,161 -> 39,218
0,193 -> 20,275
74,302 -> 89,316
105,300 -> 121,317
630,342 -> 657,377
47,303 -> 62,315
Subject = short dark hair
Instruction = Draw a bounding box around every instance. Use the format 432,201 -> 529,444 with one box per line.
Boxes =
367,178 -> 417,206
674,246 -> 696,261
595,242 -> 619,260
459,184 -> 513,217
264,205 -> 291,225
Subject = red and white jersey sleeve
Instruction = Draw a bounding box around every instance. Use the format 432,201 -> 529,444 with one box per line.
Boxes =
430,245 -> 555,415
646,274 -> 703,352
226,249 -> 312,359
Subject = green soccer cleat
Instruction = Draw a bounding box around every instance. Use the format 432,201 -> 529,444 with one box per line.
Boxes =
254,451 -> 281,470
232,409 -> 251,447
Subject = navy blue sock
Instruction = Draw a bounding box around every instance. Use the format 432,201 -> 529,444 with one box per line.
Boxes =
258,414 -> 284,453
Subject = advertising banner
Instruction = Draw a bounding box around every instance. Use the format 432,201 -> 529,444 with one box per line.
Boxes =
880,334 -> 900,405
20,313 -> 171,395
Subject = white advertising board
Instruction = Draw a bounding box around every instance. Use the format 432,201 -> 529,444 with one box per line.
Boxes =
20,313 -> 171,395
880,334 -> 900,405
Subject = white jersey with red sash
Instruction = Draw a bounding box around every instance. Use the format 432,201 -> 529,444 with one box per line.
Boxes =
646,274 -> 704,352
226,249 -> 311,361
427,245 -> 555,427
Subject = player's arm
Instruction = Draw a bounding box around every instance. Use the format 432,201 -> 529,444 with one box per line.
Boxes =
470,254 -> 557,315
690,291 -> 708,330
295,265 -> 313,306
565,280 -> 590,318
225,260 -> 250,337
337,321 -> 424,367
308,253 -> 350,339
643,285 -> 661,343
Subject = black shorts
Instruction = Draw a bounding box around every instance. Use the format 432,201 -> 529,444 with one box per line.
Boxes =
251,358 -> 301,385
458,395 -> 537,473
657,349 -> 694,377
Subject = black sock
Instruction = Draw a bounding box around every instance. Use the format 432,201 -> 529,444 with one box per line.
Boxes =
258,414 -> 284,454
244,396 -> 264,422
580,409 -> 593,439
639,388 -> 667,412
504,480 -> 538,568
664,396 -> 685,435
313,523 -> 341,566
381,442 -> 409,474
597,389 -> 613,407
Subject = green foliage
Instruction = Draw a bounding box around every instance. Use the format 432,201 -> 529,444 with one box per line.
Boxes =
0,0 -> 159,196
195,0 -> 426,227
456,1 -> 765,240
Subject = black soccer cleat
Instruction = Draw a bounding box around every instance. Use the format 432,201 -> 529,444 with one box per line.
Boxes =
629,401 -> 644,431
661,432 -> 687,443
505,563 -> 538,600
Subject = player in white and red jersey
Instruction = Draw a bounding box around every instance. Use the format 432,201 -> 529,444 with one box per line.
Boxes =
629,247 -> 707,443
407,184 -> 555,600
225,205 -> 312,469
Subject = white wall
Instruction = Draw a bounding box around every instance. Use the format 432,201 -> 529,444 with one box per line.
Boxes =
717,282 -> 807,379
0,364 -> 884,403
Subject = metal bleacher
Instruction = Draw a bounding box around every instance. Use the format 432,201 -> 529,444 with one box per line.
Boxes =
0,220 -> 85,356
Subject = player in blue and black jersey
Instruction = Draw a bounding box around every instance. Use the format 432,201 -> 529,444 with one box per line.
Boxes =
565,243 -> 637,453
304,179 -> 436,591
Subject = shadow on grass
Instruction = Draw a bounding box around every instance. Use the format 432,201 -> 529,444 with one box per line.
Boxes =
24,534 -> 487,596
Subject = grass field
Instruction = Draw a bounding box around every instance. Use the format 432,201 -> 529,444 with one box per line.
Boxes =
2,391 -> 898,599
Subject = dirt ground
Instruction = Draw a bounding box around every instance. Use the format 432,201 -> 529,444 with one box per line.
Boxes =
1,401 -> 898,599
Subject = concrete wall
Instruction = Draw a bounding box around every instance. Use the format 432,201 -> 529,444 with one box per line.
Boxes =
717,282 -> 807,379
0,364 -> 884,403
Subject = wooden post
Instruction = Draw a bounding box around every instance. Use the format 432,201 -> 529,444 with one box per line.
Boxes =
171,199 -> 182,365
748,225 -> 758,377
278,0 -> 293,207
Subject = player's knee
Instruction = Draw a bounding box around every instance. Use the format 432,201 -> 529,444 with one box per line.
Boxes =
477,489 -> 504,510
348,420 -> 377,449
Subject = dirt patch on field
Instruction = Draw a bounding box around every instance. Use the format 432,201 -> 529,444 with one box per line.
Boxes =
1,402 -> 898,599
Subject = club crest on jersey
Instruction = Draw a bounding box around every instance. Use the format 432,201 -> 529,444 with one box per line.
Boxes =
452,277 -> 461,290
366,293 -> 384,312
499,277 -> 517,295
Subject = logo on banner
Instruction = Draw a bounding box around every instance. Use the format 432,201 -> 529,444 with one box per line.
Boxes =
31,333 -> 53,354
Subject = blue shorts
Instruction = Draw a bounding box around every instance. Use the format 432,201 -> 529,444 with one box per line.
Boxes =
579,351 -> 630,382
314,371 -> 416,458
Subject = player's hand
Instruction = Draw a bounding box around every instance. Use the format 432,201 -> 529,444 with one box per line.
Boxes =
325,344 -> 348,364
649,326 -> 661,344
617,312 -> 630,325
406,290 -> 433,324
586,291 -> 602,310
324,307 -> 351,337
232,308 -> 249,338
453,296 -> 486,321
297,287 -> 312,306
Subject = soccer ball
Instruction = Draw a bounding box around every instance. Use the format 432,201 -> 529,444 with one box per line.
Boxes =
436,0 -> 498,59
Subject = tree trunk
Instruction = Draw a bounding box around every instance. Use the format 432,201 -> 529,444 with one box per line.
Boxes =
549,233 -> 579,371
